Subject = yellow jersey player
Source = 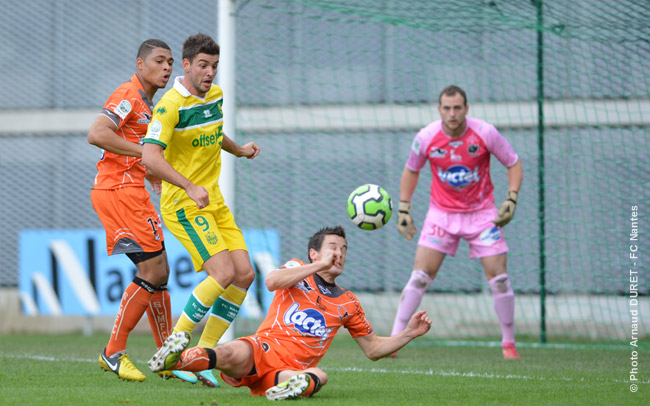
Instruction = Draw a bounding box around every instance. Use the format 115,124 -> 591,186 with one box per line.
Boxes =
142,33 -> 260,387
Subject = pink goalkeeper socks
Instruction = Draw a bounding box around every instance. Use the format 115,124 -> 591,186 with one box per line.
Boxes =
391,270 -> 433,336
489,274 -> 515,344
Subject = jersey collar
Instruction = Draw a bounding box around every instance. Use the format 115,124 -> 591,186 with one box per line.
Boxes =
173,76 -> 192,97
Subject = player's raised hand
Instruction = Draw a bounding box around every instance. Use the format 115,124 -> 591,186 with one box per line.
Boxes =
319,248 -> 336,270
406,310 -> 432,337
186,183 -> 210,209
397,201 -> 417,240
493,190 -> 518,227
240,142 -> 260,159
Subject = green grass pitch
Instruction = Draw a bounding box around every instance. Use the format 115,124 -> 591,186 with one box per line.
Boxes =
0,333 -> 646,405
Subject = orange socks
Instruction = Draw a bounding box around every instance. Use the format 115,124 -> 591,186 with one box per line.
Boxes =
105,277 -> 155,356
146,286 -> 172,348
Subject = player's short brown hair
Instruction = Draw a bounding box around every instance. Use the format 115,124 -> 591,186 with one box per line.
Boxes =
307,226 -> 346,263
439,85 -> 467,106
182,33 -> 220,63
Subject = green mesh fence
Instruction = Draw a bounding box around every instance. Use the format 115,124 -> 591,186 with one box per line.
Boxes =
232,0 -> 650,341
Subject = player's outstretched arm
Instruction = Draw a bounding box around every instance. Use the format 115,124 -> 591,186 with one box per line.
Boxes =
354,311 -> 431,360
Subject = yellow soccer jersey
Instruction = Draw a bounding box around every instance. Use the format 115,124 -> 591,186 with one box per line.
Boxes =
144,77 -> 225,213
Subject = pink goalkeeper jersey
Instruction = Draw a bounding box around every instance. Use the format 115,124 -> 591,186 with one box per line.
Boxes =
406,117 -> 518,213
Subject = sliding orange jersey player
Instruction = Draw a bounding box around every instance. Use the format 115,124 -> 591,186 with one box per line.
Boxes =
149,226 -> 432,400
220,258 -> 373,393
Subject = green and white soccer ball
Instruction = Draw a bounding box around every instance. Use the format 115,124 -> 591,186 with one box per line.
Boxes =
347,184 -> 393,230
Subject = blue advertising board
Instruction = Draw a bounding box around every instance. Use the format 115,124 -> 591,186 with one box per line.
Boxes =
19,228 -> 279,317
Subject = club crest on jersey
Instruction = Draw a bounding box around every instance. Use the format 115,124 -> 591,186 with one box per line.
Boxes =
437,165 -> 480,190
468,144 -> 480,156
284,303 -> 332,343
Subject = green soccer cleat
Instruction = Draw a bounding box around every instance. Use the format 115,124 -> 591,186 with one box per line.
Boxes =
148,331 -> 191,373
265,373 -> 311,401
99,349 -> 146,382
157,370 -> 199,384
197,369 -> 220,388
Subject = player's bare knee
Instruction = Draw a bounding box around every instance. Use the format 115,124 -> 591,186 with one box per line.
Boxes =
234,265 -> 255,288
215,343 -> 240,369
136,253 -> 168,286
215,340 -> 253,374
206,265 -> 235,287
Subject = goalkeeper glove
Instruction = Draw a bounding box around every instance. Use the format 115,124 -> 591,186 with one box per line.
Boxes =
493,190 -> 518,227
397,201 -> 417,240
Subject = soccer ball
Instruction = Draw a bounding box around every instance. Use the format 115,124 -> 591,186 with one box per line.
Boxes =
347,184 -> 393,230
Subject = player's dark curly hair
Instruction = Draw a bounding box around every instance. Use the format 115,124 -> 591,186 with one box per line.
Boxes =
182,33 -> 220,62
137,39 -> 170,59
307,226 -> 346,263
439,84 -> 467,106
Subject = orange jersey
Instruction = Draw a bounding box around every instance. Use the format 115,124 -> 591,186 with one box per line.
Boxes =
93,74 -> 153,189
254,259 -> 373,370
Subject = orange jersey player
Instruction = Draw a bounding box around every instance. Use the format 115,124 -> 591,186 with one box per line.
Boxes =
88,39 -> 196,384
251,258 -> 372,371
148,226 -> 432,400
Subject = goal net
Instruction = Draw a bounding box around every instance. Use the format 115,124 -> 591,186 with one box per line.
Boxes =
231,0 -> 650,341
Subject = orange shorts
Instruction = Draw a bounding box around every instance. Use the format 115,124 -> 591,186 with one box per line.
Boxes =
220,336 -> 302,397
91,187 -> 164,255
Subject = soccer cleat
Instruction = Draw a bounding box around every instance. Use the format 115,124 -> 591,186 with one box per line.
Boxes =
389,351 -> 398,358
148,331 -> 191,373
197,369 -> 220,387
157,370 -> 199,384
265,373 -> 311,401
502,342 -> 521,359
99,349 -> 146,382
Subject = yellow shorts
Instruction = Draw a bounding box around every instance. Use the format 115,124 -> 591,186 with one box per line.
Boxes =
163,203 -> 247,272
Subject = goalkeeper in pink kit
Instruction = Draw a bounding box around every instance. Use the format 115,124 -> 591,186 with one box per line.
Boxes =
392,85 -> 523,359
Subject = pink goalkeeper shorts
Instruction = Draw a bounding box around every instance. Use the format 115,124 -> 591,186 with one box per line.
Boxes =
417,204 -> 509,258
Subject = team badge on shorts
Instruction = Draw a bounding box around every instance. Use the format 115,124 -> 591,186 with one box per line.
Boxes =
480,227 -> 503,245
206,231 -> 218,245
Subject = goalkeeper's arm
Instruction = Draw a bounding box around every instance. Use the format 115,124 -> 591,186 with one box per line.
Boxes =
493,159 -> 523,227
397,167 -> 419,240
